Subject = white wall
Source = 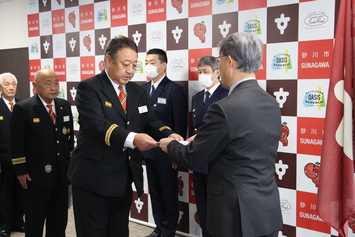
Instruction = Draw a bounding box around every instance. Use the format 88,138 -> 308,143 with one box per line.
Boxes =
0,0 -> 28,50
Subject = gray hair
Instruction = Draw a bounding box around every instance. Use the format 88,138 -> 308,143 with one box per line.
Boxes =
198,56 -> 218,72
218,32 -> 263,73
0,72 -> 18,86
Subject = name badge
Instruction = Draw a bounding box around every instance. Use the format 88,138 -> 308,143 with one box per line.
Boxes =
33,118 -> 40,123
157,97 -> 167,104
63,115 -> 70,122
138,105 -> 148,114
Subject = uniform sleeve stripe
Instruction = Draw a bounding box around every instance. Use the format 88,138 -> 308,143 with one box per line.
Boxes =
105,124 -> 119,146
159,126 -> 172,131
12,157 -> 26,165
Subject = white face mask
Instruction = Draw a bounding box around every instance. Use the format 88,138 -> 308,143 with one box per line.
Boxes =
199,73 -> 215,88
146,64 -> 162,79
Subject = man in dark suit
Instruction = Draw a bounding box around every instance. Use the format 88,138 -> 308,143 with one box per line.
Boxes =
141,48 -> 187,237
190,56 -> 228,237
10,68 -> 74,237
0,73 -> 24,237
67,36 -> 183,237
160,32 -> 283,237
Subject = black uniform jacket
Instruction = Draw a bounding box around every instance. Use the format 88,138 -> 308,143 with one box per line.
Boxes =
68,70 -> 174,197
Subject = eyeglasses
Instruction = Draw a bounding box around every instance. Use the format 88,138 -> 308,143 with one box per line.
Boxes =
216,55 -> 227,64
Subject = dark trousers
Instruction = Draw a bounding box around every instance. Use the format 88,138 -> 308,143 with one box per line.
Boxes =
193,172 -> 209,237
25,187 -> 68,237
72,182 -> 133,237
0,167 -> 24,231
146,159 -> 179,237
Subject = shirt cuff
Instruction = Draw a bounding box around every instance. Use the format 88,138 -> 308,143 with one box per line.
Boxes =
124,132 -> 137,149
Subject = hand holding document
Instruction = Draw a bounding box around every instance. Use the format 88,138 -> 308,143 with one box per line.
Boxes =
159,138 -> 173,153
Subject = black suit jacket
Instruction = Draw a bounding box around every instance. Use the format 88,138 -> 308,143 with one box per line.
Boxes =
167,80 -> 283,236
141,76 -> 187,160
0,97 -> 20,169
67,70 -> 174,197
9,94 -> 74,189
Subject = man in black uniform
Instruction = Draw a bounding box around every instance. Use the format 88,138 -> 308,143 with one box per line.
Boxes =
0,73 -> 24,237
10,68 -> 74,237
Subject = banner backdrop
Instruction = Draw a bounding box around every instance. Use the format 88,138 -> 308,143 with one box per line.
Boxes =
26,0 -> 352,236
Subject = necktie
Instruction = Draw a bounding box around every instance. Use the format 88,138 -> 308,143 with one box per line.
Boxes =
46,104 -> 56,123
149,85 -> 155,98
9,102 -> 14,111
118,85 -> 127,112
204,91 -> 210,104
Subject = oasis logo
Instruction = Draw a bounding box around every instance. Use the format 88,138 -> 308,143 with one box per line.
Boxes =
243,18 -> 262,35
58,87 -> 66,99
216,0 -> 234,5
303,88 -> 326,110
271,52 -> 292,71
170,59 -> 185,71
304,12 -> 328,26
135,58 -> 144,75
30,42 -> 39,54
97,8 -> 108,23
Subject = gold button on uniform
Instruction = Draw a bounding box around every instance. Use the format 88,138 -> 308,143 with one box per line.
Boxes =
57,140 -> 60,143
57,153 -> 60,156
128,156 -> 131,160
154,104 -> 157,107
127,121 -> 130,125
194,128 -> 197,131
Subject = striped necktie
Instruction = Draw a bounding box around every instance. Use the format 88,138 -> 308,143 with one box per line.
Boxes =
46,104 -> 56,123
118,85 -> 127,112
9,101 -> 14,111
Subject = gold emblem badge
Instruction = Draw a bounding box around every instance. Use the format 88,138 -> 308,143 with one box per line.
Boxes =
62,127 -> 68,135
33,118 -> 40,123
45,164 -> 52,173
105,101 -> 112,108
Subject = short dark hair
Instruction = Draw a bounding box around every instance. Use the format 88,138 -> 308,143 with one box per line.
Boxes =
104,36 -> 138,61
198,56 -> 218,72
147,48 -> 167,64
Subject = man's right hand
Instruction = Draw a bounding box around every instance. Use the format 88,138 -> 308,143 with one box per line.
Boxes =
17,174 -> 32,189
133,133 -> 160,151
